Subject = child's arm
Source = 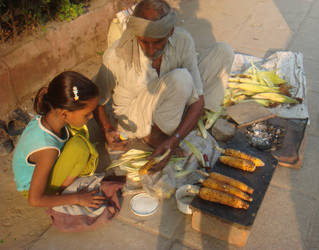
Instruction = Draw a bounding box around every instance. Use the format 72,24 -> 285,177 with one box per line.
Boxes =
28,149 -> 106,208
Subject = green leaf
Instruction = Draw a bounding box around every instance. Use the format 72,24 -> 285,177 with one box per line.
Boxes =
184,140 -> 205,167
96,51 -> 104,56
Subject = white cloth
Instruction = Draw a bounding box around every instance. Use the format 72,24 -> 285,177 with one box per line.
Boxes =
95,27 -> 234,138
231,51 -> 309,120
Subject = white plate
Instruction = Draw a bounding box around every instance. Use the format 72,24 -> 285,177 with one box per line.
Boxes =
129,193 -> 159,216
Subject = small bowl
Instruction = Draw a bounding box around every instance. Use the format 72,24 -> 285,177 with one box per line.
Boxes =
175,185 -> 199,215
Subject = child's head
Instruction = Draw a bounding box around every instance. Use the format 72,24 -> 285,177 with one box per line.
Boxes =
34,71 -> 99,127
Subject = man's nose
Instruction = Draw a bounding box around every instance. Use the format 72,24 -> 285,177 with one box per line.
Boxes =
147,43 -> 156,53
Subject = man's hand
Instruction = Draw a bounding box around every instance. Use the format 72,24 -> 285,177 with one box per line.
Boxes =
148,136 -> 179,174
94,105 -> 129,151
147,96 -> 204,174
105,129 -> 129,151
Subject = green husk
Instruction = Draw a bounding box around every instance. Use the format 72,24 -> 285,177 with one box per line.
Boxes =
204,107 -> 223,130
184,140 -> 205,167
252,92 -> 300,104
197,117 -> 208,139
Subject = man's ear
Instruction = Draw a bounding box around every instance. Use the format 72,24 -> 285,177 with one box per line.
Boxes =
169,26 -> 174,36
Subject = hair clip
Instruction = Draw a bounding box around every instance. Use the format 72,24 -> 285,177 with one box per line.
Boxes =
72,86 -> 79,101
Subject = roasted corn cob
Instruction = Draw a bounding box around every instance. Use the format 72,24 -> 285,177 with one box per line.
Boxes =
219,156 -> 256,172
198,187 -> 250,210
198,171 -> 254,194
215,147 -> 264,167
199,178 -> 252,202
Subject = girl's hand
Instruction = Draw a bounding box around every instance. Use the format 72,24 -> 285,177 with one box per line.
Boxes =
77,190 -> 107,208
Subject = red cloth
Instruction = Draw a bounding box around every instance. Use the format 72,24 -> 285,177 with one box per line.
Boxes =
47,180 -> 124,232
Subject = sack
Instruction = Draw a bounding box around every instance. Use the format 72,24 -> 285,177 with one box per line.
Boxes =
140,131 -> 221,199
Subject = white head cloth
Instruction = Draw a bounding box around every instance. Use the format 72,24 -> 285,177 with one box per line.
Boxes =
116,10 -> 177,72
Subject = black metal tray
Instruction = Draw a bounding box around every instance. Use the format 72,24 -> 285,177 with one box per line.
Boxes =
190,130 -> 277,227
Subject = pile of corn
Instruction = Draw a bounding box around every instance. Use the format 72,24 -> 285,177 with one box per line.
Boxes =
223,61 -> 302,108
105,149 -> 185,181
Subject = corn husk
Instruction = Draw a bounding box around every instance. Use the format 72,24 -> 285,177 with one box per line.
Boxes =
228,83 -> 280,93
197,117 -> 208,139
223,59 -> 300,108
184,140 -> 205,167
106,147 -> 185,177
204,107 -> 223,130
252,92 -> 300,104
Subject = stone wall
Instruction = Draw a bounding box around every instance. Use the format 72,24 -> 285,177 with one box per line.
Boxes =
0,0 -> 135,117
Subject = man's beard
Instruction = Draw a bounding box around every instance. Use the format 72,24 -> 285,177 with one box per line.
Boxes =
145,49 -> 165,60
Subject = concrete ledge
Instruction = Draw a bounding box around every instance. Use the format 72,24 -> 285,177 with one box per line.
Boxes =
192,209 -> 251,247
0,0 -> 135,117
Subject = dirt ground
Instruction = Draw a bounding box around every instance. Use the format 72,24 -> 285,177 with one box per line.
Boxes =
0,153 -> 52,250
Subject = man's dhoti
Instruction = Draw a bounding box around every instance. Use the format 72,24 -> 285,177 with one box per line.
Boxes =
115,42 -> 234,138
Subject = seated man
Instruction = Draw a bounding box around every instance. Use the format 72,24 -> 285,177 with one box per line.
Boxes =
94,0 -> 234,171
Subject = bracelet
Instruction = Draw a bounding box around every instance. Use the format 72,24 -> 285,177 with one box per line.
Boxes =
174,132 -> 182,142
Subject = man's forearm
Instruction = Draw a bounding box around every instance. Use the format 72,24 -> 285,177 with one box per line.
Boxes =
93,105 -> 113,133
173,95 -> 204,141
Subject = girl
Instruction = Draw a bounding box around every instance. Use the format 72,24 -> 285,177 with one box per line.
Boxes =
12,71 -> 106,208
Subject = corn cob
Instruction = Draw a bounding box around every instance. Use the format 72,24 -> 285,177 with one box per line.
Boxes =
198,187 -> 250,210
252,99 -> 272,107
256,71 -> 287,85
237,99 -> 273,107
231,73 -> 258,80
228,77 -> 261,85
219,156 -> 256,172
222,148 -> 264,167
198,171 -> 254,194
252,92 -> 300,104
138,149 -> 171,175
228,83 -> 280,93
231,94 -> 246,103
241,90 -> 258,96
199,178 -> 252,201
138,158 -> 156,175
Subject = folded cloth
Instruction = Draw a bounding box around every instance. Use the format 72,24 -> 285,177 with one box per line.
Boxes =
47,174 -> 125,232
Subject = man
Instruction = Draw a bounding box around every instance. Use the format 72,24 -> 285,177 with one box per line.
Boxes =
94,0 -> 234,172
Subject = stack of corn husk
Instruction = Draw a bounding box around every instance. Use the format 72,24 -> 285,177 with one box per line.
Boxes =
223,61 -> 302,108
105,149 -> 185,182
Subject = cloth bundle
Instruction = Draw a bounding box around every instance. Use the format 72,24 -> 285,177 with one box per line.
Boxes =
47,174 -> 124,232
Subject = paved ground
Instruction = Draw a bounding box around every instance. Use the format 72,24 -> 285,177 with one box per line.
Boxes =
22,0 -> 319,249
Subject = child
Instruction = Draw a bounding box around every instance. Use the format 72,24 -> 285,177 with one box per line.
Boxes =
12,71 -> 106,208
